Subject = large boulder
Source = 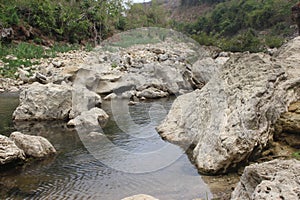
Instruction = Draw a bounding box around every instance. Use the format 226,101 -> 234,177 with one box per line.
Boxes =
231,159 -> 300,200
12,82 -> 103,121
121,194 -> 159,200
157,43 -> 300,174
0,134 -> 25,165
13,82 -> 72,121
10,132 -> 56,158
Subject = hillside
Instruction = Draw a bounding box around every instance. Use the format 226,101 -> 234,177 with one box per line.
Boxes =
155,0 -> 212,22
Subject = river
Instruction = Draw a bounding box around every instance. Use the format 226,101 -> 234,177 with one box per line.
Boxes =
0,94 -> 213,200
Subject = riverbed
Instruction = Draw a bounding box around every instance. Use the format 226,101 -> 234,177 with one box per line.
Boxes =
0,94 -> 214,200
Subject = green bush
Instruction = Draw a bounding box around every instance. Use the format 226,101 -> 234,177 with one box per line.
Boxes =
0,41 -> 83,78
176,0 -> 299,52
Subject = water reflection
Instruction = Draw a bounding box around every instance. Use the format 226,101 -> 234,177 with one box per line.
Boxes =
0,93 -> 19,136
0,96 -> 212,200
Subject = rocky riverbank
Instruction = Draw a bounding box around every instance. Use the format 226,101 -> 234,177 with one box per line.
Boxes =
1,29 -> 300,199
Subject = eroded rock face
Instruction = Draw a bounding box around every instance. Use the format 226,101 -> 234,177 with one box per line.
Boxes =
157,37 -> 300,174
191,56 -> 228,85
13,82 -> 72,121
231,159 -> 300,200
0,134 -> 25,165
10,132 -> 56,158
275,101 -> 300,134
121,194 -> 159,200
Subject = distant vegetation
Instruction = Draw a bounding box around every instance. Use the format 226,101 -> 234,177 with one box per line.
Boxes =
174,0 -> 299,52
126,0 -> 299,52
0,0 -> 299,53
0,0 -> 126,44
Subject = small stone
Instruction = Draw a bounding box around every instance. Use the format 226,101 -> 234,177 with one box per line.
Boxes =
128,101 -> 137,106
104,93 -> 117,101
152,48 -> 165,55
158,54 -> 168,62
52,61 -> 63,68
35,72 -> 48,84
18,68 -> 30,82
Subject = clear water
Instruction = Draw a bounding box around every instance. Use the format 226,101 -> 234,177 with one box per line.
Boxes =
0,94 -> 212,200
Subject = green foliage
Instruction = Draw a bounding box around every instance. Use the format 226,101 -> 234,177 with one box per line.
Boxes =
111,62 -> 118,69
176,0 -> 299,52
0,3 -> 19,27
0,0 -> 125,44
292,151 -> 300,160
221,29 -> 262,52
0,41 -> 81,78
125,0 -> 169,30
264,36 -> 284,48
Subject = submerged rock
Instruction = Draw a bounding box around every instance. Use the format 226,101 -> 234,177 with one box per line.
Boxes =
231,159 -> 300,200
13,82 -> 72,121
157,37 -> 300,174
0,134 -> 25,165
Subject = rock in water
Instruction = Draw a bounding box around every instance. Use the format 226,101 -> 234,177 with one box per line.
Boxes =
157,42 -> 300,174
0,134 -> 25,165
67,107 -> 109,130
69,87 -> 102,119
13,82 -> 72,121
121,194 -> 159,200
231,159 -> 300,200
10,132 -> 56,158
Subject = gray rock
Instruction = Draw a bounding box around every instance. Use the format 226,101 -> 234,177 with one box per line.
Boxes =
1,28 -> 13,38
121,90 -> 136,99
191,57 -> 223,84
13,82 -> 72,121
67,107 -> 109,130
18,68 -> 30,83
96,79 -> 135,94
231,159 -> 300,200
10,132 -> 56,158
99,73 -> 122,82
35,72 -> 48,84
121,194 -> 159,200
0,134 -> 25,165
70,87 -> 102,118
137,87 -> 169,99
151,48 -> 165,54
157,50 -> 300,174
104,93 -> 117,100
158,54 -> 169,62
52,61 -> 63,68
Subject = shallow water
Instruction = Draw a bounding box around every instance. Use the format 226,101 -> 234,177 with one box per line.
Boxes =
0,95 -> 212,200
